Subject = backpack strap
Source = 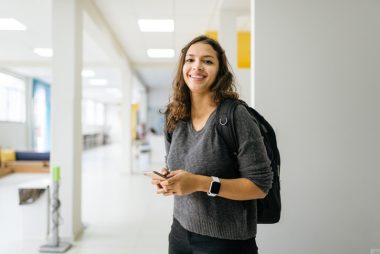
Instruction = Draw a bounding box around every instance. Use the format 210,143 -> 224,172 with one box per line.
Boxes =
216,99 -> 241,157
164,129 -> 172,144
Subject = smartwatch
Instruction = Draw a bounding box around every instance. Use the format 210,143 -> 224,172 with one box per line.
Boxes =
207,176 -> 221,197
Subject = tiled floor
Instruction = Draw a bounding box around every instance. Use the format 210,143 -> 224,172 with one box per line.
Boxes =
0,143 -> 173,254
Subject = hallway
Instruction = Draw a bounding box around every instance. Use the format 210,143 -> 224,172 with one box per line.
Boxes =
0,143 -> 173,254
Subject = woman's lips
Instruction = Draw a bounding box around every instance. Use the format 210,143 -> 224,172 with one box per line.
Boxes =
189,74 -> 206,80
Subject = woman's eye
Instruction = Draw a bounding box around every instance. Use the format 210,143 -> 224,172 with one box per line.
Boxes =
185,59 -> 193,62
204,60 -> 213,64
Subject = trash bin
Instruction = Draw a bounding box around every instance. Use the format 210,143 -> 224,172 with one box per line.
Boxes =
18,178 -> 50,240
138,142 -> 151,172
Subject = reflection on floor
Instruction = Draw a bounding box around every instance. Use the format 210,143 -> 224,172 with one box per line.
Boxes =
0,143 -> 173,254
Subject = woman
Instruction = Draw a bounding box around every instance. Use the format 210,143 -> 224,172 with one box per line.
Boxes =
152,35 -> 273,254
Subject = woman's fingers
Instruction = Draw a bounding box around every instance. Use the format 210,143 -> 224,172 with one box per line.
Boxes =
162,184 -> 174,192
160,167 -> 169,176
151,179 -> 161,185
155,183 -> 163,190
160,179 -> 171,187
157,188 -> 174,196
166,169 -> 184,178
152,168 -> 187,196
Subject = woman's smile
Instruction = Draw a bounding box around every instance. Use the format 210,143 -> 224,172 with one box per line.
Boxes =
189,72 -> 207,81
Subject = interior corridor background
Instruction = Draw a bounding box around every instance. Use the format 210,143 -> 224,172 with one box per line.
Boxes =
0,142 -> 174,254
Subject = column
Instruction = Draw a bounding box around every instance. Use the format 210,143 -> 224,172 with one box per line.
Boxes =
219,10 -> 238,75
250,0 -> 256,107
51,0 -> 83,240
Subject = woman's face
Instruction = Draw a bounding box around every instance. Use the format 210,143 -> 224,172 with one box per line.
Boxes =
183,42 -> 219,95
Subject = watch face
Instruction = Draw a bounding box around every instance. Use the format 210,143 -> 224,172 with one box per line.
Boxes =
210,181 -> 221,195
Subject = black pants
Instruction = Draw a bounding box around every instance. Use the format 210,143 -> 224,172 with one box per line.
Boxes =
168,218 -> 258,254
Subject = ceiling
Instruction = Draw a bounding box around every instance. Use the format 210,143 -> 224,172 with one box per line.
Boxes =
0,0 -> 250,103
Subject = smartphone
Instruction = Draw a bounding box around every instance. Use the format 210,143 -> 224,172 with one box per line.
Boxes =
143,170 -> 169,181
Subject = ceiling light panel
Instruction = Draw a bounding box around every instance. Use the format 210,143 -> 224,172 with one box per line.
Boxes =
89,79 -> 108,86
81,69 -> 95,77
138,19 -> 174,32
33,48 -> 53,57
147,49 -> 175,58
0,18 -> 27,30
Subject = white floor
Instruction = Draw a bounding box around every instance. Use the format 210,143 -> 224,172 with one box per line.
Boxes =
0,143 -> 173,254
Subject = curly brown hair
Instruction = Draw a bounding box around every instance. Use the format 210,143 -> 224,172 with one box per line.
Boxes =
164,35 -> 239,133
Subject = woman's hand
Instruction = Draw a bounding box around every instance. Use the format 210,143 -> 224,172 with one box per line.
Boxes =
158,170 -> 199,196
152,168 -> 268,200
151,168 -> 169,192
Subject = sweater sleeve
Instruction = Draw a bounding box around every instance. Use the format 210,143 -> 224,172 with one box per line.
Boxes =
233,105 -> 273,193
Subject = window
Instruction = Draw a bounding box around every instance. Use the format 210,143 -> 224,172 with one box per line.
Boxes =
82,99 -> 104,126
0,72 -> 26,122
95,102 -> 104,126
32,79 -> 51,151
83,100 -> 95,125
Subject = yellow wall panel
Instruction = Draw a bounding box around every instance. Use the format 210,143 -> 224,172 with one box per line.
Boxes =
205,31 -> 218,41
237,32 -> 251,69
131,103 -> 140,140
205,31 -> 251,69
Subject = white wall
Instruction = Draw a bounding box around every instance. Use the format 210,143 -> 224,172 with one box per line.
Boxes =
0,75 -> 32,151
132,75 -> 148,124
254,0 -> 380,253
0,123 -> 27,150
147,86 -> 171,134
105,104 -> 122,144
236,69 -> 251,103
148,86 -> 171,108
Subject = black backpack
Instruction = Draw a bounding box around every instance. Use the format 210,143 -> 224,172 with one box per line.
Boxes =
216,99 -> 281,224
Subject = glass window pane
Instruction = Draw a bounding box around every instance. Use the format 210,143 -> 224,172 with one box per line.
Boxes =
0,72 -> 26,122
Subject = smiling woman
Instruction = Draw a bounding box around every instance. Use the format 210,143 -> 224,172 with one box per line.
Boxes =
148,35 -> 273,254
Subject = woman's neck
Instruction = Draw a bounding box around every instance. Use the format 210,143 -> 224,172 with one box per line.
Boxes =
190,93 -> 216,119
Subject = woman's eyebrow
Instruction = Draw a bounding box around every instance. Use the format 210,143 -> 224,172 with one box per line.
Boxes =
186,54 -> 215,59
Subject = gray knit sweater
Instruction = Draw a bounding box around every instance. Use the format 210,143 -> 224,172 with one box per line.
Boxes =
165,104 -> 273,240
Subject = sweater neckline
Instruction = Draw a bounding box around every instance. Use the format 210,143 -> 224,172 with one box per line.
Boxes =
188,110 -> 216,134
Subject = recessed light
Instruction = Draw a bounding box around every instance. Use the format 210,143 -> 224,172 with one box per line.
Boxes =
89,79 -> 108,86
138,19 -> 174,32
81,69 -> 95,77
147,49 -> 175,58
33,48 -> 53,57
0,18 -> 27,30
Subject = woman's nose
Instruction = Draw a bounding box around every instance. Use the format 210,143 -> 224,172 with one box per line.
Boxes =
191,63 -> 204,70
